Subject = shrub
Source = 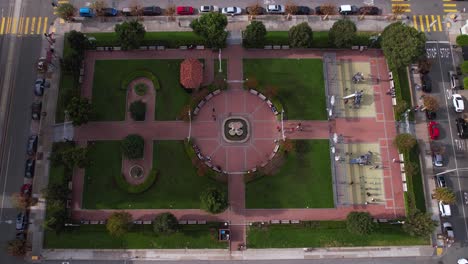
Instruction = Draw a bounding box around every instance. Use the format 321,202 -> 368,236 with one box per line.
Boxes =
121,70 -> 159,91
329,19 -> 357,48
346,211 -> 375,235
66,97 -> 92,126
134,83 -> 148,96
200,188 -> 228,214
153,212 -> 179,234
129,100 -> 146,121
121,134 -> 144,159
456,34 -> 468,46
243,21 -> 267,48
289,22 -> 313,48
106,212 -> 133,237
433,187 -> 456,204
393,133 -> 417,152
403,211 -> 436,237
404,161 -> 419,177
394,100 -> 408,117
115,20 -> 146,50
114,169 -> 158,193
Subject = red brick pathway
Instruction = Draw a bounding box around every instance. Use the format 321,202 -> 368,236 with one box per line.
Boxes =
71,46 -> 405,251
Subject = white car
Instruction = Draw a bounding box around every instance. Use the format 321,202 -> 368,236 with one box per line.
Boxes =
442,222 -> 455,240
453,94 -> 465,113
199,5 -> 218,13
439,201 -> 452,217
221,7 -> 242,15
266,4 -> 285,14
458,259 -> 468,264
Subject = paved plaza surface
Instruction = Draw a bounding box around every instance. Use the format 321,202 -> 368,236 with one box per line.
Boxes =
69,45 -> 405,251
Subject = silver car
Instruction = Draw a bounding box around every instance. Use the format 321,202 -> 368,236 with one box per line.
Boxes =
221,7 -> 242,15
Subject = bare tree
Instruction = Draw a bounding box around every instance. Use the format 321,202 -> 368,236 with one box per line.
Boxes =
391,5 -> 406,19
246,2 -> 263,18
91,0 -> 107,16
165,5 -> 176,20
423,95 -> 439,112
320,4 -> 337,15
130,0 -> 142,17
285,1 -> 298,15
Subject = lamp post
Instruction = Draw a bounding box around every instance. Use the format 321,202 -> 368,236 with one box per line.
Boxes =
63,110 -> 69,141
281,109 -> 285,141
218,49 -> 222,73
187,109 -> 192,140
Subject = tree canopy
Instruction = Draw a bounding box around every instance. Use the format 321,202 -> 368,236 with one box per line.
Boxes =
243,21 -> 267,48
106,212 -> 133,237
66,97 -> 92,126
329,19 -> 357,48
403,211 -> 437,237
433,187 -> 456,204
200,188 -> 228,214
346,211 -> 375,235
289,22 -> 313,48
115,20 -> 146,50
122,134 -> 145,159
56,3 -> 76,21
153,212 -> 179,234
393,133 -> 417,152
67,30 -> 88,54
190,12 -> 228,49
381,22 -> 426,69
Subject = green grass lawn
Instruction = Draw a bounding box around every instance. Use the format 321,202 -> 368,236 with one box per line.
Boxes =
92,59 -> 189,121
44,224 -> 227,249
247,222 -> 429,248
214,59 -> 227,79
246,140 -> 334,208
82,141 -> 225,209
86,32 -> 204,48
243,59 -> 326,120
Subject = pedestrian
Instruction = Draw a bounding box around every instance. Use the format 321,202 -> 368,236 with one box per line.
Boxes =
392,158 -> 397,163
212,114 -> 216,121
212,107 -> 215,112
276,126 -> 281,132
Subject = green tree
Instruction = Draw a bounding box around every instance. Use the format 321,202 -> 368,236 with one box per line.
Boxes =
56,3 -> 76,21
465,77 -> 468,89
393,133 -> 417,152
7,239 -> 27,256
381,22 -> 426,68
129,100 -> 146,121
44,183 -> 69,201
243,21 -> 267,48
346,211 -> 375,235
153,212 -> 179,234
456,34 -> 468,46
403,211 -> 437,237
115,20 -> 146,50
288,22 -> 313,48
461,61 -> 468,74
66,97 -> 92,126
106,212 -> 133,237
61,50 -> 83,84
404,161 -> 419,177
121,134 -> 144,159
61,146 -> 90,169
329,19 -> 357,48
67,30 -> 88,54
190,12 -> 228,49
433,187 -> 456,204
200,188 -> 228,214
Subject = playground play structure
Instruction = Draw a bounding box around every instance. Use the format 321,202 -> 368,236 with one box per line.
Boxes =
350,152 -> 373,165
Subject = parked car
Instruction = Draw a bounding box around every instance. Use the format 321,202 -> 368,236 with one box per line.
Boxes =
456,118 -> 468,138
442,222 -> 455,240
176,6 -> 194,15
121,7 -> 132,16
453,94 -> 465,112
34,78 -> 46,96
31,101 -> 42,120
339,5 -> 358,15
439,201 -> 452,217
25,159 -> 35,178
449,70 -> 461,89
16,213 -> 26,230
359,6 -> 379,15
266,4 -> 285,14
102,8 -> 118,16
142,6 -> 161,16
428,121 -> 440,140
79,7 -> 94,17
425,110 -> 436,120
422,74 -> 432,93
246,6 -> 265,15
433,153 -> 443,167
26,134 -> 38,156
20,184 -> 32,197
436,175 -> 447,188
221,7 -> 242,15
295,6 -> 311,15
199,5 -> 218,13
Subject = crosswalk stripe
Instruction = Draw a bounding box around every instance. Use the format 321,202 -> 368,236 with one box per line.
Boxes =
36,17 -> 41,34
24,17 -> 29,35
431,15 -> 436,31
18,17 -> 24,35
0,17 -> 5,34
58,0 -> 68,3
412,15 -> 444,32
437,15 -> 442,31
30,17 -> 35,34
6,17 -> 11,34
392,0 -> 405,1
444,9 -> 458,13
419,15 -> 425,32
392,3 -> 410,6
413,15 -> 418,30
444,4 -> 457,7
425,15 -> 430,32
43,17 -> 48,34
11,17 -> 17,34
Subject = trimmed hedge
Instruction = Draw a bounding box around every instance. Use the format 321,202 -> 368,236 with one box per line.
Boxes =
121,70 -> 160,91
115,169 -> 158,194
464,77 -> 468,89
456,34 -> 468,46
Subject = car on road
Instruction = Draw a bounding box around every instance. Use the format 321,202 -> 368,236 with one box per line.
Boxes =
428,121 -> 440,140
31,101 -> 42,120
433,153 -> 443,167
142,6 -> 161,16
442,222 -> 455,240
79,7 -> 95,17
436,175 -> 447,187
102,8 -> 118,16
25,159 -> 35,178
295,6 -> 311,15
439,201 -> 452,217
199,5 -> 218,13
452,94 -> 465,112
221,7 -> 242,15
422,74 -> 432,93
339,5 -> 358,15
16,213 -> 26,230
359,6 -> 379,15
34,78 -> 46,96
459,259 -> 468,264
266,5 -> 285,14
449,70 -> 461,89
26,134 -> 38,156
176,6 -> 194,15
456,118 -> 468,138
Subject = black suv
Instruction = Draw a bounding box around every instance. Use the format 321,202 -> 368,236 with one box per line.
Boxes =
456,118 -> 468,139
295,6 -> 310,15
422,74 -> 432,93
25,159 -> 35,178
143,6 -> 161,16
31,101 -> 42,120
436,175 -> 447,188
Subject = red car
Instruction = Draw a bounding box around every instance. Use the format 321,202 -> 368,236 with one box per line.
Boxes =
428,121 -> 440,140
176,6 -> 194,15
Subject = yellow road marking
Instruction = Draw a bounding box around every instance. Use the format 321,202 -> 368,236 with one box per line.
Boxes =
36,17 -> 41,34
18,17 -> 25,35
419,15 -> 425,32
413,15 -> 418,30
60,18 -> 65,24
24,17 -> 29,35
442,0 -> 451,1
425,15 -> 430,32
392,4 -> 410,7
11,17 -> 17,34
443,4 -> 457,7
6,17 -> 11,34
0,17 -> 5,34
58,0 -> 68,3
43,17 -> 48,34
392,0 -> 405,1
31,17 -> 35,34
437,15 -> 442,32
444,9 -> 458,12
432,15 -> 436,31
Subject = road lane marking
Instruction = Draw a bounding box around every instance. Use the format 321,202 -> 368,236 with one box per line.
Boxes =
24,17 -> 29,35
36,17 -> 41,34
30,17 -> 35,34
6,17 -> 11,34
11,17 -> 17,34
432,15 -> 436,31
420,15 -> 425,32
43,17 -> 48,34
426,15 -> 430,32
0,17 -> 5,34
413,15 -> 418,30
18,17 -> 24,36
444,9 -> 458,13
437,15 -> 442,31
